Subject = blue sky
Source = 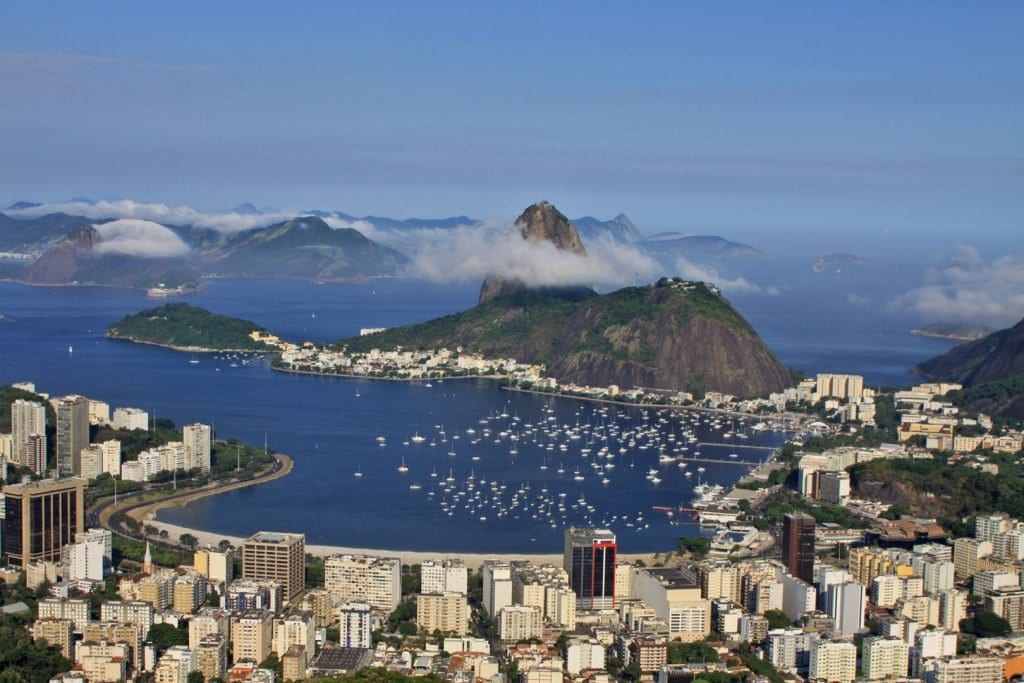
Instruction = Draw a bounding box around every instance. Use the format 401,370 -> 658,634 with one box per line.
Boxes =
1,1 -> 1021,248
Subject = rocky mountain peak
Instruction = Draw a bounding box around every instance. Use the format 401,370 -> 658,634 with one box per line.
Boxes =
479,201 -> 588,304
514,201 -> 587,256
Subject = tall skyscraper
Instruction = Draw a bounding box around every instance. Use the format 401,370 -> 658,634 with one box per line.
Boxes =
55,395 -> 89,477
11,399 -> 46,467
241,532 -> 306,601
183,423 -> 212,472
782,513 -> 816,584
564,527 -> 617,610
1,478 -> 85,568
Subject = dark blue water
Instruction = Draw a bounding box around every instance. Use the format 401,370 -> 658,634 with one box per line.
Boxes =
0,278 -> 954,552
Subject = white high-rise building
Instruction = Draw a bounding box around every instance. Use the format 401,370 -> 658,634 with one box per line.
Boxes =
766,628 -> 818,674
975,514 -> 1012,543
99,440 -> 121,477
482,560 -> 513,617
61,541 -> 105,581
827,582 -> 865,636
11,399 -> 46,467
54,395 -> 89,477
809,639 -> 857,683
76,528 -> 113,563
112,407 -> 149,431
938,589 -> 968,631
336,601 -> 373,648
862,636 -> 909,680
183,423 -> 212,472
421,559 -> 468,595
913,629 -> 958,677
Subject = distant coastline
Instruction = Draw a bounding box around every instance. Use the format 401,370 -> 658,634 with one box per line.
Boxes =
910,326 -> 991,342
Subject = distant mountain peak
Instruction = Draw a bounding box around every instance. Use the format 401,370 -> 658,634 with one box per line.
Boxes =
232,202 -> 261,215
5,201 -> 41,211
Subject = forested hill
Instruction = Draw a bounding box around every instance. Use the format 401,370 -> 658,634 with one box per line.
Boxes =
107,303 -> 276,351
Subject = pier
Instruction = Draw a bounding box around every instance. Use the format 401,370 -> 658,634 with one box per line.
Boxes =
696,442 -> 777,451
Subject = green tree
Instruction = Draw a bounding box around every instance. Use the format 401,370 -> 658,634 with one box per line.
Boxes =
960,612 -> 1012,638
148,623 -> 189,653
764,609 -> 791,630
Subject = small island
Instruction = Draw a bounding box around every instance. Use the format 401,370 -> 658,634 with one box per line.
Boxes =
107,302 -> 278,352
911,323 -> 993,342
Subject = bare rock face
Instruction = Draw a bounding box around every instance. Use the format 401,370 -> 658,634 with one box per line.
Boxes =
478,201 -> 587,304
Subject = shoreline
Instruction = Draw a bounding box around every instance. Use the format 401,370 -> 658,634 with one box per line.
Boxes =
271,364 -> 504,383
145,517 -> 663,569
106,335 -> 274,355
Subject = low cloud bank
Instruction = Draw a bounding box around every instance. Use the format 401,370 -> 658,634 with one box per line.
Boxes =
892,244 -> 1024,327
11,199 -> 300,233
93,219 -> 190,258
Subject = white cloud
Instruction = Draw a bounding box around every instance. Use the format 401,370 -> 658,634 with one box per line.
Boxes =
673,255 -> 777,294
367,219 -> 661,290
9,199 -> 304,233
93,219 -> 190,258
321,216 -> 377,234
892,244 -> 1024,326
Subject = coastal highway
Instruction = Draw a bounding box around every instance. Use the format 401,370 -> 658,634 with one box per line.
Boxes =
89,453 -> 292,544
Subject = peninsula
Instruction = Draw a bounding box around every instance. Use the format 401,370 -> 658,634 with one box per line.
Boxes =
107,302 -> 277,352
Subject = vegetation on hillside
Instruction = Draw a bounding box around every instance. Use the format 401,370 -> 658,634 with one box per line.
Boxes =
850,453 -> 1024,525
108,303 -> 274,351
0,613 -> 72,682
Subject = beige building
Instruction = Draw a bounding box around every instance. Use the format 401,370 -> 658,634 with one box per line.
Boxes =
34,618 -> 74,659
232,610 -> 274,663
417,592 -> 470,635
922,657 -> 1004,683
242,532 -> 306,601
189,609 -> 231,649
273,610 -> 316,659
809,639 -> 857,683
194,546 -> 234,585
154,646 -> 195,683
82,622 -> 144,671
862,636 -> 909,680
137,571 -> 175,609
173,572 -> 207,614
99,600 -> 153,639
498,605 -> 543,641
195,634 -> 228,682
75,641 -> 131,682
283,644 -> 309,682
698,561 -> 741,602
324,553 -> 402,612
299,588 -> 335,628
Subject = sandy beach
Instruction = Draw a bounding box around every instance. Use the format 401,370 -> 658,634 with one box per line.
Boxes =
145,517 -> 664,568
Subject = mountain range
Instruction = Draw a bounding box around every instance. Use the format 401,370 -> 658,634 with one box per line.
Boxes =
1,200 -> 761,289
